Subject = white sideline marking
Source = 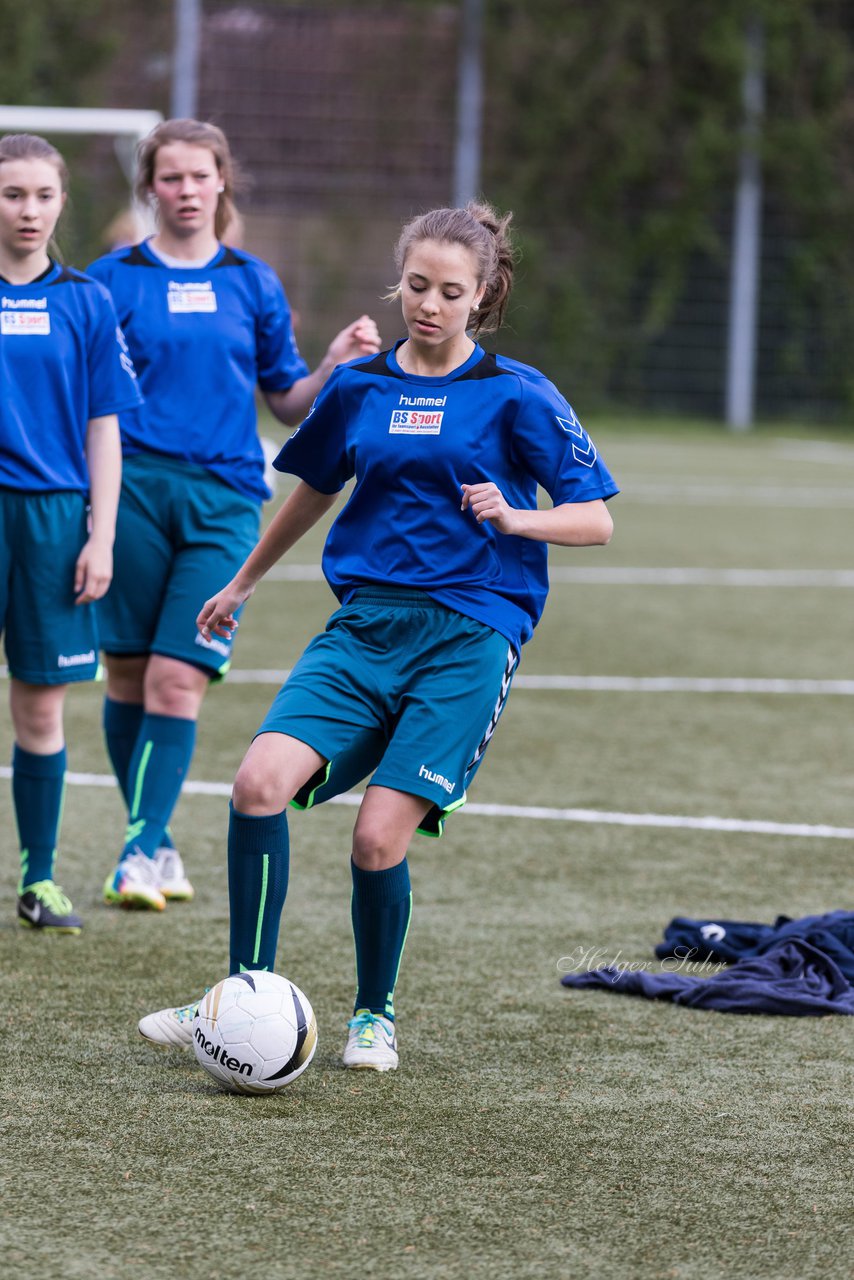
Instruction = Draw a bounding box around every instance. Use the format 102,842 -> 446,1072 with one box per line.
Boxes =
773,439 -> 854,465
2,665 -> 851,696
0,766 -> 850,840
224,670 -> 854,696
617,482 -> 854,508
263,564 -> 854,588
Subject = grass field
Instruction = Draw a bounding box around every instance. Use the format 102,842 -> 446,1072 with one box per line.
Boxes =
1,423 -> 853,1279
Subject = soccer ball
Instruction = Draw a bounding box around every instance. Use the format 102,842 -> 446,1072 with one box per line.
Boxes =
192,970 -> 317,1094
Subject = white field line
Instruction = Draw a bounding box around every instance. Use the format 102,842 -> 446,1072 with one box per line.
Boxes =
1,666 -> 851,696
0,766 -> 850,840
223,670 -> 854,696
614,482 -> 854,507
772,439 -> 854,465
262,564 -> 854,588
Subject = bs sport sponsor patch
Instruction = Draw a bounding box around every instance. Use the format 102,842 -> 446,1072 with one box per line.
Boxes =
167,280 -> 217,313
556,408 -> 597,467
389,394 -> 447,435
1,299 -> 51,335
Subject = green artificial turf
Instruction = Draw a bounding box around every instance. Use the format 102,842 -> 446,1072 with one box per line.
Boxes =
0,425 -> 852,1279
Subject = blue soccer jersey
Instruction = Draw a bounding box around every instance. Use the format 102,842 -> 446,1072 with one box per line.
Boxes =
274,343 -> 619,652
87,240 -> 310,503
0,261 -> 141,493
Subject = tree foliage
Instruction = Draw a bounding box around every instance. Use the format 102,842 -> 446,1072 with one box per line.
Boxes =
483,0 -> 854,412
0,0 -> 116,105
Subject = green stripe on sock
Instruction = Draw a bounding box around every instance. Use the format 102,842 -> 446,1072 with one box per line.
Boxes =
252,853 -> 270,965
129,740 -> 154,820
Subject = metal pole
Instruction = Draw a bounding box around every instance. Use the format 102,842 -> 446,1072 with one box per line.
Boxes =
453,0 -> 484,206
725,15 -> 764,430
172,0 -> 201,120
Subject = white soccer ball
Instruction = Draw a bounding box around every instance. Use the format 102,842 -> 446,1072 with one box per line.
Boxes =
192,971 -> 317,1094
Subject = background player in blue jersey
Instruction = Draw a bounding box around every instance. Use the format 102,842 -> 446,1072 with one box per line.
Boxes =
87,119 -> 380,913
0,134 -> 140,934
138,200 -> 618,1069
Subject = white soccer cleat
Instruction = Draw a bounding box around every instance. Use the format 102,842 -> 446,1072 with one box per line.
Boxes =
342,1010 -> 399,1072
103,849 -> 166,911
153,846 -> 194,901
138,998 -> 200,1050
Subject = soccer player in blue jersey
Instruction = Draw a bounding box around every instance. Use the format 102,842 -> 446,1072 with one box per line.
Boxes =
0,134 -> 140,933
139,200 -> 618,1069
87,119 -> 380,912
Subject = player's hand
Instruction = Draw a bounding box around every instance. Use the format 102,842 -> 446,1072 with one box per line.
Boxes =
460,482 -> 520,535
327,315 -> 381,365
196,581 -> 253,641
74,536 -> 113,604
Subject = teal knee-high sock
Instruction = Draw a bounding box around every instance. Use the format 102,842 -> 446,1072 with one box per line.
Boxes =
351,858 -> 412,1022
12,745 -> 66,890
103,697 -> 143,808
103,698 -> 175,850
121,713 -> 196,860
228,803 -> 290,975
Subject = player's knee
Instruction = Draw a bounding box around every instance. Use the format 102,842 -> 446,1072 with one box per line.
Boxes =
351,821 -> 401,871
11,698 -> 62,745
232,759 -> 289,816
104,655 -> 147,703
144,663 -> 207,718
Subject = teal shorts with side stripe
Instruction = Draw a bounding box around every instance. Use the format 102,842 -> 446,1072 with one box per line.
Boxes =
257,587 -> 518,837
0,487 -> 100,685
99,454 -> 260,677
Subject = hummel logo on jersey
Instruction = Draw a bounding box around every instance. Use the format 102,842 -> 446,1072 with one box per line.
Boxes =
556,410 -> 597,467
1,298 -> 50,335
2,295 -> 47,308
167,280 -> 217,313
390,392 -> 447,434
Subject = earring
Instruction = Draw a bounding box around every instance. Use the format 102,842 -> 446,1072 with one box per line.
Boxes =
472,303 -> 479,311
217,186 -> 225,193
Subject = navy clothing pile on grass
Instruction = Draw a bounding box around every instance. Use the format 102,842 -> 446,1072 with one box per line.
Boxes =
561,911 -> 854,1015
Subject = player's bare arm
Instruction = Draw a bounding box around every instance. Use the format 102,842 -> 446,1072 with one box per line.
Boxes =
460,483 -> 613,546
75,413 -> 122,603
263,315 -> 381,426
197,480 -> 337,639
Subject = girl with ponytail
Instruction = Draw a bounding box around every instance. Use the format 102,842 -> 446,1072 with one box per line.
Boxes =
138,199 -> 618,1073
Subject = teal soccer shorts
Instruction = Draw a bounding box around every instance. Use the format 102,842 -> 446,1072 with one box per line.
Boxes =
0,487 -> 99,685
99,454 -> 260,676
257,587 -> 519,836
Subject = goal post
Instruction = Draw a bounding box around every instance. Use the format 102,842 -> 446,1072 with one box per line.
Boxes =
0,105 -> 163,232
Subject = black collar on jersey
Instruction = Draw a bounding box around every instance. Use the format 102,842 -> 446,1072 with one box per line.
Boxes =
357,347 -> 511,383
0,259 -> 55,286
119,241 -> 249,270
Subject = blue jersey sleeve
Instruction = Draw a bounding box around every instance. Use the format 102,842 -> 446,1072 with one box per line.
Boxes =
85,280 -> 142,418
273,366 -> 350,493
254,264 -> 310,392
510,374 -> 618,505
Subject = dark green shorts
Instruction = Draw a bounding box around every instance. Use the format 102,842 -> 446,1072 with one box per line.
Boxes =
257,587 -> 518,836
99,454 -> 260,676
0,487 -> 99,685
